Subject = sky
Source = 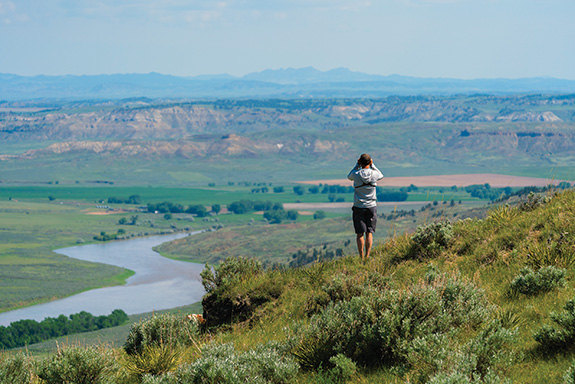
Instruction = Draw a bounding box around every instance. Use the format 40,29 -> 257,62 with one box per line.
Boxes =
1,0 -> 574,79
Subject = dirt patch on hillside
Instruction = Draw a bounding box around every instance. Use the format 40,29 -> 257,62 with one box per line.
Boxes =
298,173 -> 567,188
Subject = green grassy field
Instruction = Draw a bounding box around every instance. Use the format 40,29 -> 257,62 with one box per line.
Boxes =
0,184 -> 481,205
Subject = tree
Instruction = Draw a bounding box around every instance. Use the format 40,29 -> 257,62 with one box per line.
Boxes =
186,205 -> 208,217
118,217 -> 127,225
263,209 -> 299,224
314,211 -> 326,220
130,215 -> 139,225
286,210 -> 299,221
293,186 -> 305,196
308,186 -> 320,194
264,210 -> 286,224
211,204 -> 221,214
228,200 -> 255,214
127,194 -> 141,204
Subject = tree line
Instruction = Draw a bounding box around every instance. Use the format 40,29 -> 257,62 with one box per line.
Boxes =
292,185 -> 408,202
227,200 -> 283,214
0,309 -> 128,349
227,200 -> 300,224
146,202 -> 220,217
107,194 -> 142,204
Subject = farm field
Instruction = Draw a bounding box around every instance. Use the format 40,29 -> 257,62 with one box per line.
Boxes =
302,173 -> 569,188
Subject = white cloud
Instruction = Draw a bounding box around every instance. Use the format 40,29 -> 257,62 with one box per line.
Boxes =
0,1 -> 15,14
0,1 -> 29,24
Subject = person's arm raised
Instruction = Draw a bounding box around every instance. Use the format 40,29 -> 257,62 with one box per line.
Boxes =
370,164 -> 384,181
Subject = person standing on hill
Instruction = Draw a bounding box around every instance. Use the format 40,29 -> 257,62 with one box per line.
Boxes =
347,154 -> 384,259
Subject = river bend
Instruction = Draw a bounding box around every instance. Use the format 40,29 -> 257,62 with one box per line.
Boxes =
0,233 -> 205,326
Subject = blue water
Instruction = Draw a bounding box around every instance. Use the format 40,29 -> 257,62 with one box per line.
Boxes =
0,233 -> 205,326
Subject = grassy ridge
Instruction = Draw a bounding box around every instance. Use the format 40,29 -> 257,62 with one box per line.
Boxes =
194,189 -> 575,382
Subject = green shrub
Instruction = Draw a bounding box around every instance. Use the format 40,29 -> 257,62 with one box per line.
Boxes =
304,271 -> 391,316
462,320 -> 516,379
124,314 -> 200,356
534,297 -> 575,353
293,273 -> 491,370
321,272 -> 385,303
407,320 -> 515,383
517,192 -> 551,212
326,354 -> 357,383
564,360 -> 575,384
509,266 -> 566,295
141,374 -> 175,384
35,345 -> 117,384
152,342 -> 298,384
200,256 -> 262,294
303,354 -> 358,384
201,258 -> 284,327
410,220 -> 454,258
427,370 -> 510,384
0,352 -> 34,384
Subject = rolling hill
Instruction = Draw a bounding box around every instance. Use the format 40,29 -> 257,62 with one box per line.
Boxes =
1,95 -> 575,184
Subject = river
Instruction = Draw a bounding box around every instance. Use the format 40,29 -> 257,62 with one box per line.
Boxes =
0,232 -> 206,326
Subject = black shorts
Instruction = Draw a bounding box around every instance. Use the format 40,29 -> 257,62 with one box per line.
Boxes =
352,206 -> 377,234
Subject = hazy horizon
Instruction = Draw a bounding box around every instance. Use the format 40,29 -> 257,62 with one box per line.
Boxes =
1,67 -> 575,82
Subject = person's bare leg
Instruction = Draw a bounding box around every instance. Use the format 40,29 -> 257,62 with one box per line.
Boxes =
356,233 -> 365,259
364,232 -> 373,258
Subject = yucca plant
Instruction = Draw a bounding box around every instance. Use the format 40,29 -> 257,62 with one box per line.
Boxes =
121,344 -> 190,379
487,204 -> 518,227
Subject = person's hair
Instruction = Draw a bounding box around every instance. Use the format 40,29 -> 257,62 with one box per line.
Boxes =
358,153 -> 372,167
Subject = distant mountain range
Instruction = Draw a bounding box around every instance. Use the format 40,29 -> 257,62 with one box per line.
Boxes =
1,67 -> 575,100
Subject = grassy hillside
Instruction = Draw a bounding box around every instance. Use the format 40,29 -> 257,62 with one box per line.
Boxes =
3,189 -> 575,383
191,189 -> 575,383
3,96 -> 575,185
155,200 -> 485,267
